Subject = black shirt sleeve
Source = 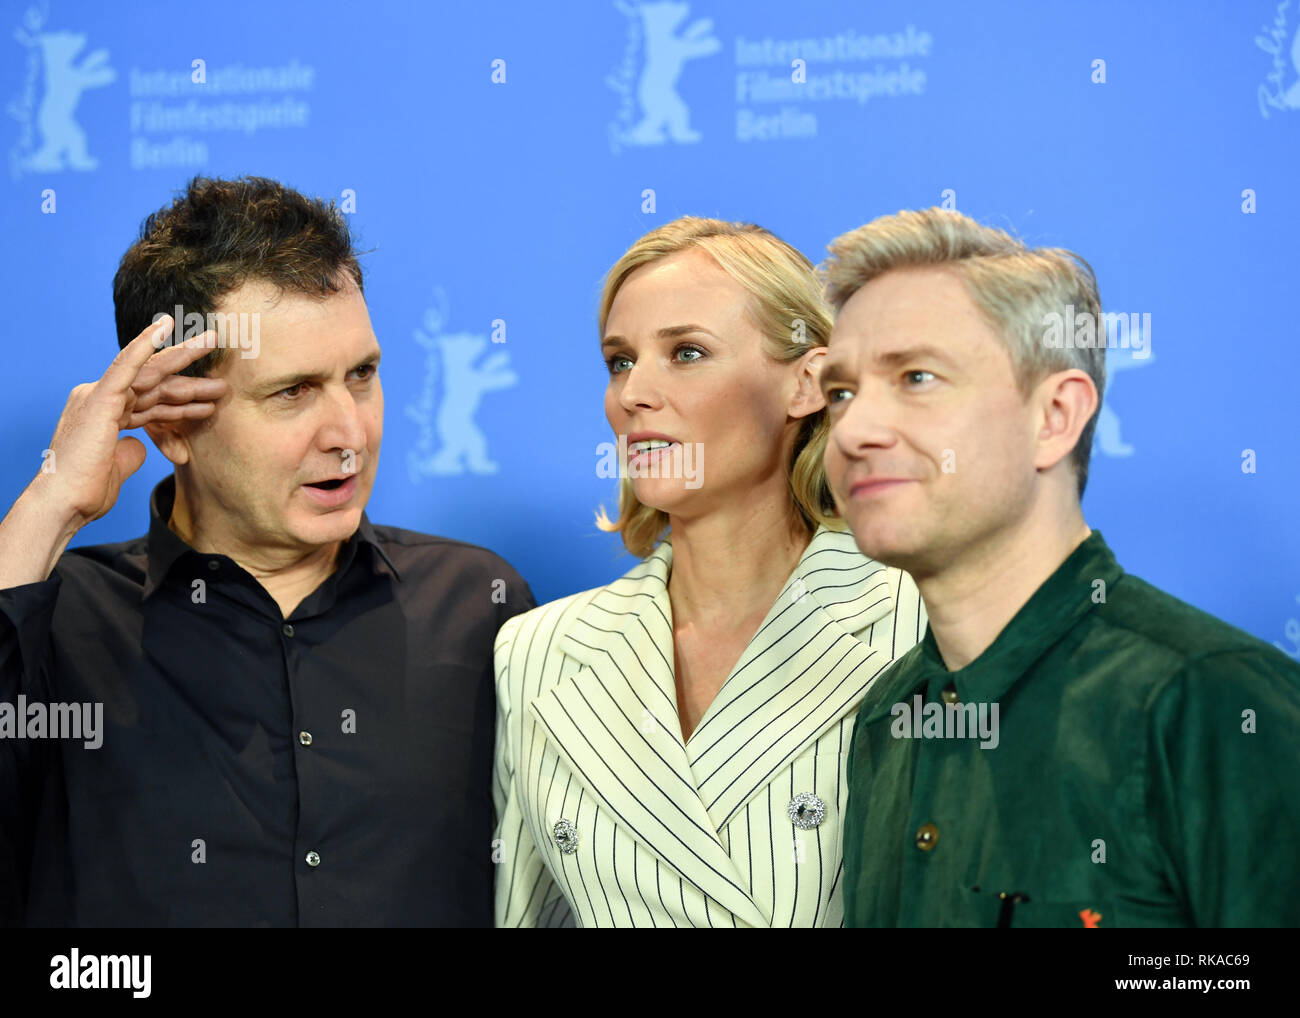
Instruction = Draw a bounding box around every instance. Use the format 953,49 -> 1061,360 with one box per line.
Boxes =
0,574 -> 61,925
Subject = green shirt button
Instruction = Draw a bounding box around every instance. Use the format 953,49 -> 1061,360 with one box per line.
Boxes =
915,822 -> 939,851
941,682 -> 959,705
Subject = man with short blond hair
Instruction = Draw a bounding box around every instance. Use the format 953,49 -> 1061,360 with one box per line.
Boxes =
821,208 -> 1300,927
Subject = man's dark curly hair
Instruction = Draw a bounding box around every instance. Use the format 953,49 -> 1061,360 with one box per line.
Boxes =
113,175 -> 364,377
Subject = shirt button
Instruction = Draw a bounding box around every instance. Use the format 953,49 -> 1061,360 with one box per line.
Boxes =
941,682 -> 959,705
553,819 -> 579,855
282,623 -> 295,637
298,731 -> 313,747
787,792 -> 826,830
305,850 -> 321,867
207,559 -> 219,571
915,822 -> 939,851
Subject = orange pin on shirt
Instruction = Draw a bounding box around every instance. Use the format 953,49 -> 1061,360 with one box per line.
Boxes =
1079,908 -> 1103,928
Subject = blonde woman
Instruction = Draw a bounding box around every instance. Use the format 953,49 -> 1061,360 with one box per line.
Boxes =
492,217 -> 925,927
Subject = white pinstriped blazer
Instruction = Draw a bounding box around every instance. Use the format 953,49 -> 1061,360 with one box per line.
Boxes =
491,525 -> 926,928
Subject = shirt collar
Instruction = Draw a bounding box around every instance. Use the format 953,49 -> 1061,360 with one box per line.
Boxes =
862,529 -> 1123,721
142,474 -> 399,601
644,522 -> 894,631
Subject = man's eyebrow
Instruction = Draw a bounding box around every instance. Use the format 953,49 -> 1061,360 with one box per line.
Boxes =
255,349 -> 382,394
819,356 -> 855,388
818,344 -> 961,389
601,324 -> 716,349
871,344 -> 960,371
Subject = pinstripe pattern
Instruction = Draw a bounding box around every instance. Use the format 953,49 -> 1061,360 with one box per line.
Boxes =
492,525 -> 926,928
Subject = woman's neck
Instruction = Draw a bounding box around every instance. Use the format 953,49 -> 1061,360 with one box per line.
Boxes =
666,501 -> 813,632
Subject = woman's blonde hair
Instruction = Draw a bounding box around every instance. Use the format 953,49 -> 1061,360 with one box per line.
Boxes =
595,216 -> 843,558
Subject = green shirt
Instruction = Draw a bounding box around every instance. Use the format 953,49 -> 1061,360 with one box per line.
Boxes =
843,530 -> 1300,927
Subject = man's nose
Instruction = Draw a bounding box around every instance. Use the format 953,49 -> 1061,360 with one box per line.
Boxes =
831,389 -> 896,455
319,386 -> 368,457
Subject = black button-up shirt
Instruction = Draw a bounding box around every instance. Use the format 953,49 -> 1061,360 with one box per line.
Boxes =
0,475 -> 534,927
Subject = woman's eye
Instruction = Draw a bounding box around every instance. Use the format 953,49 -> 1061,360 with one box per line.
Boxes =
827,387 -> 853,404
607,345 -> 703,373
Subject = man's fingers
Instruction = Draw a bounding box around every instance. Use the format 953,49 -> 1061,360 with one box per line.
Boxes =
129,375 -> 229,413
102,319 -> 218,395
129,329 -> 220,389
125,401 -> 217,428
113,435 -> 148,485
155,328 -> 221,368
100,316 -> 177,393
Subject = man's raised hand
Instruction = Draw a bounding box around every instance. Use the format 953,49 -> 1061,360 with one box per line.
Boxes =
35,314 -> 228,528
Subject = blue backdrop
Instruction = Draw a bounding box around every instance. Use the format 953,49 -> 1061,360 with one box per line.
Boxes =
2,0 -> 1298,655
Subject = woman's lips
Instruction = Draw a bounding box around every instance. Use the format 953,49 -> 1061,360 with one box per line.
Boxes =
628,441 -> 680,469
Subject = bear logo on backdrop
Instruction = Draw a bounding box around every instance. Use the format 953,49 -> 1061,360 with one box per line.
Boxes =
10,3 -> 116,177
1095,330 -> 1154,459
608,0 -> 720,153
1257,1 -> 1300,117
406,288 -> 518,481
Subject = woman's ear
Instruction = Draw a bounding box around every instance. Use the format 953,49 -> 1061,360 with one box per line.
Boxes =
788,346 -> 827,419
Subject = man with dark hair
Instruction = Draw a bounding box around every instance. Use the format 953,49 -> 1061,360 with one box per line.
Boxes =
0,176 -> 533,926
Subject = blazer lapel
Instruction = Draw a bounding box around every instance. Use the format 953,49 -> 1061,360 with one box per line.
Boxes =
687,527 -> 897,829
528,545 -> 769,928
